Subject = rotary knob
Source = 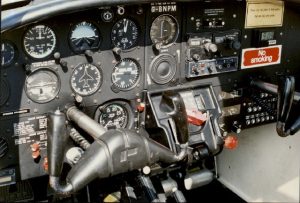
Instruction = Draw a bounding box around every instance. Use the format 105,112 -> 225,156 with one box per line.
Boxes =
204,42 -> 218,53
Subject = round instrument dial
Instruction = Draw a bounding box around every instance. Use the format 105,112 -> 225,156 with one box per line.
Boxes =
1,41 -> 17,67
23,25 -> 56,59
25,69 -> 60,103
112,58 -> 140,90
97,103 -> 128,129
111,18 -> 139,50
70,63 -> 102,96
69,21 -> 101,53
150,15 -> 179,48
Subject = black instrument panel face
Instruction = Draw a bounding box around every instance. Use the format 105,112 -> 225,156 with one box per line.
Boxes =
1,1 -> 299,184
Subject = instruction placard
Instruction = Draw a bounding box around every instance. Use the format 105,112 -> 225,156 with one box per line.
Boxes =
245,1 -> 284,28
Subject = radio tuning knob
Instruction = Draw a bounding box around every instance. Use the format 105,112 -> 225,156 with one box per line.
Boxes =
230,40 -> 241,51
204,42 -> 218,53
192,54 -> 201,61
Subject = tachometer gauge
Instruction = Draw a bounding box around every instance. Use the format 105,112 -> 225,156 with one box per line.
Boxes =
23,25 -> 56,59
1,41 -> 17,67
69,21 -> 101,53
150,15 -> 179,48
112,58 -> 140,90
111,18 -> 139,50
25,69 -> 60,103
97,103 -> 128,129
70,63 -> 102,96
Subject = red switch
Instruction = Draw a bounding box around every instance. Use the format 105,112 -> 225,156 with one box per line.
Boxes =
31,143 -> 40,159
43,157 -> 48,172
186,109 -> 207,126
137,102 -> 145,112
224,135 -> 238,150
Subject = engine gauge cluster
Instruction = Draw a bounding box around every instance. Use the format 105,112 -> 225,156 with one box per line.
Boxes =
25,69 -> 60,103
23,25 -> 57,59
112,58 -> 141,90
70,63 -> 103,96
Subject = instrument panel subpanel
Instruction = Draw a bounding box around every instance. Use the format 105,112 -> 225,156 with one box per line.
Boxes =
1,0 -> 300,184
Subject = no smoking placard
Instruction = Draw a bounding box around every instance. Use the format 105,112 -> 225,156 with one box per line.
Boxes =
241,45 -> 282,69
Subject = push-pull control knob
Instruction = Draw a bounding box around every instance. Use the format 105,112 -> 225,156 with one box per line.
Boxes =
85,50 -> 93,62
113,47 -> 122,55
224,135 -> 238,150
31,143 -> 40,159
54,52 -> 68,69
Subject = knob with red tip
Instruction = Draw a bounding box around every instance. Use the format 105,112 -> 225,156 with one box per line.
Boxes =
137,102 -> 145,112
186,109 -> 207,126
224,135 -> 238,150
31,143 -> 40,159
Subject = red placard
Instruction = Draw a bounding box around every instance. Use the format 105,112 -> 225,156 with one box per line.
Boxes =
241,45 -> 282,69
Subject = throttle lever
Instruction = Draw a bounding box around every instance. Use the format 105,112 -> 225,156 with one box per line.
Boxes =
160,90 -> 189,144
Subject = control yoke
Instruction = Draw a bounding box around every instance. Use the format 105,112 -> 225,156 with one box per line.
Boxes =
251,76 -> 300,137
47,106 -> 189,196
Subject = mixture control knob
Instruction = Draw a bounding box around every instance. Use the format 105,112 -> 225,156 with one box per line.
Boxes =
224,135 -> 238,150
